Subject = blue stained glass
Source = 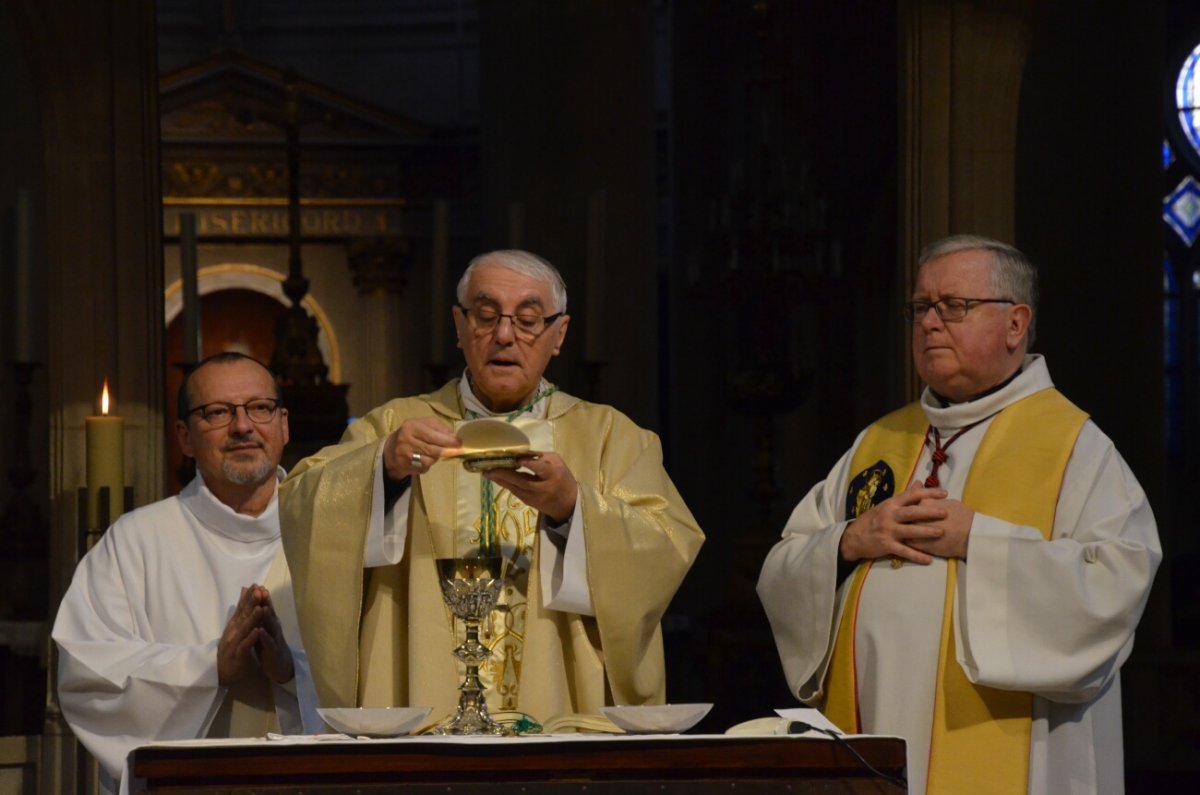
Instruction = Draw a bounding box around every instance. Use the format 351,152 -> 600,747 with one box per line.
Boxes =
1164,139 -> 1175,169
1177,44 -> 1200,158
1163,176 -> 1200,246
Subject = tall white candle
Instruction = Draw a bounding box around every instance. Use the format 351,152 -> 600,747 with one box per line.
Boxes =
431,200 -> 450,363
585,190 -> 606,361
179,212 -> 202,364
14,188 -> 34,361
86,380 -> 125,529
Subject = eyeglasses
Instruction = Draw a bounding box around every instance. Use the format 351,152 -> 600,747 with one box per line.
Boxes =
457,304 -> 565,341
186,398 -> 283,427
903,297 -> 1015,323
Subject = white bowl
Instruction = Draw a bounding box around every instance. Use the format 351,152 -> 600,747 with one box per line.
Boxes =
599,703 -> 713,734
317,707 -> 432,737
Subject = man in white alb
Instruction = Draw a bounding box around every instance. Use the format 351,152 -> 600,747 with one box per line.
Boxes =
53,352 -> 320,794
757,235 -> 1160,795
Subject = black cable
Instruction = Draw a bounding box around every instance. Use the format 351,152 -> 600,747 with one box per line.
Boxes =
788,721 -> 908,791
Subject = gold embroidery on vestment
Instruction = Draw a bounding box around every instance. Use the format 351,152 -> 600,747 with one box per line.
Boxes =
458,488 -> 539,710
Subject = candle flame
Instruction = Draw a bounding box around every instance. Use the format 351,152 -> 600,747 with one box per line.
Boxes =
101,380 -> 111,416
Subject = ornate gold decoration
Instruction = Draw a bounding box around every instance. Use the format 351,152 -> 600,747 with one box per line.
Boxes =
162,98 -> 281,139
164,159 -> 399,200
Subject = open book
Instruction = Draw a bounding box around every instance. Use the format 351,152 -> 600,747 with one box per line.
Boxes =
539,713 -> 625,734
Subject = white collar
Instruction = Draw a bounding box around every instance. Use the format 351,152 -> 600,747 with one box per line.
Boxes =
458,370 -> 551,420
919,354 -> 1055,431
178,468 -> 283,543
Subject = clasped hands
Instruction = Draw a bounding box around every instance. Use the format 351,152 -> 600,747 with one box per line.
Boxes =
383,417 -> 578,525
839,482 -> 973,565
217,584 -> 294,686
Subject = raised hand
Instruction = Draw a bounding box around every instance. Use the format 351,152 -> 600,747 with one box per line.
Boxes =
382,417 -> 462,481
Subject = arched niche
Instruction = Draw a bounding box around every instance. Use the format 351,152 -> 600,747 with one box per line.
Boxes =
162,263 -> 343,491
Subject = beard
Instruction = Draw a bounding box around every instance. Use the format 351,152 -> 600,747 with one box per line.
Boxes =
221,448 -> 276,486
223,456 -> 275,485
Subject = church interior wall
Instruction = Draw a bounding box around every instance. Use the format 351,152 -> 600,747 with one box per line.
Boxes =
0,2 -> 48,579
0,0 -> 1193,789
665,0 -> 903,718
0,2 -> 50,761
162,240 -> 419,420
476,0 -> 660,432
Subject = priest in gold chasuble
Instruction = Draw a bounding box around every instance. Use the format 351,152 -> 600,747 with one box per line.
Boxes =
281,250 -> 704,725
757,236 -> 1160,795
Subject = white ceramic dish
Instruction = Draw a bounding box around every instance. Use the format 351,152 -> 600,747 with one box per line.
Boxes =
317,706 -> 433,737
599,703 -> 713,734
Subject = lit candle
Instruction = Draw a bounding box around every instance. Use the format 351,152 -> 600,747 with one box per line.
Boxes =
431,200 -> 450,363
13,188 -> 34,361
86,380 -> 125,529
585,190 -> 606,361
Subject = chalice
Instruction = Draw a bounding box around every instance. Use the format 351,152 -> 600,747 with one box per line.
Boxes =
430,556 -> 513,735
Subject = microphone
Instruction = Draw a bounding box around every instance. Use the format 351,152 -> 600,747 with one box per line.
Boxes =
787,721 -> 907,790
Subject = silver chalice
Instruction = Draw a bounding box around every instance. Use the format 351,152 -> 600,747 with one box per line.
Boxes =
430,556 -> 513,735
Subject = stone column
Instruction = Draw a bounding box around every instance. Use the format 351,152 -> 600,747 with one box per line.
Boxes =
898,0 -> 1036,392
347,236 -> 412,409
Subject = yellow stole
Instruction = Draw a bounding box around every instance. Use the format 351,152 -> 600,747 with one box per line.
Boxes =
824,388 -> 1086,794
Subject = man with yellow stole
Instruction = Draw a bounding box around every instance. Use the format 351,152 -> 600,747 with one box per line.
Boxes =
281,249 -> 704,725
757,236 -> 1159,795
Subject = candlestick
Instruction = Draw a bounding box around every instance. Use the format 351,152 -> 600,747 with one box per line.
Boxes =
13,188 -> 34,361
86,380 -> 124,529
431,200 -> 450,364
180,212 -> 202,364
585,190 -> 606,362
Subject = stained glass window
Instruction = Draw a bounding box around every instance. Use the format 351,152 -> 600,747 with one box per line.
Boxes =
1176,43 -> 1200,158
1163,176 -> 1200,246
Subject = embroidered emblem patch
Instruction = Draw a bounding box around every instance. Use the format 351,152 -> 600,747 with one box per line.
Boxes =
845,460 -> 895,520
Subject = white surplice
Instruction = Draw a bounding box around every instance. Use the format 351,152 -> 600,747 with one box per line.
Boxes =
52,470 -> 321,793
757,355 -> 1161,795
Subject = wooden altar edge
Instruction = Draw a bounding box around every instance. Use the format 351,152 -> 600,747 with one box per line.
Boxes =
131,734 -> 906,788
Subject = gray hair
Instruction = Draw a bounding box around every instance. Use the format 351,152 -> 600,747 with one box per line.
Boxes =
456,249 -> 568,314
918,234 -> 1039,348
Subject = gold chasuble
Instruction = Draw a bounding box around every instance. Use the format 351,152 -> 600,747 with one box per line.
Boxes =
279,381 -> 704,725
825,388 -> 1086,795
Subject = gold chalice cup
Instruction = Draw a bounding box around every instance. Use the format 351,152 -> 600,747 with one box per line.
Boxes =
431,556 -> 513,736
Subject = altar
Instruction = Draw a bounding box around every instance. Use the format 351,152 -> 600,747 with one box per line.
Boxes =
130,732 -> 906,793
